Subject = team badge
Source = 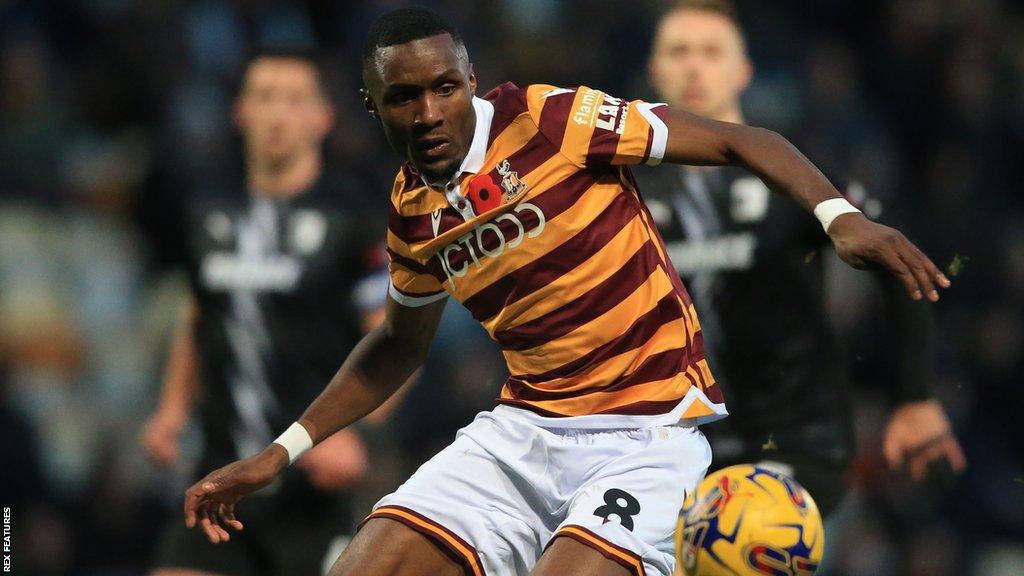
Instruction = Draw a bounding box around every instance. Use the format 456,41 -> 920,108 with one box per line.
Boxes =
204,211 -> 232,243
496,159 -> 527,201
290,210 -> 327,255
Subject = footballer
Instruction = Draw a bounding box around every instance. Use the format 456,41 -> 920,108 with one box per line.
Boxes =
182,8 -> 949,576
142,50 -> 382,576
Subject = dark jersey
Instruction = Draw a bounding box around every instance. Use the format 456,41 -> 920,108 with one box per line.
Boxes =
638,161 -> 937,461
173,172 -> 384,471
635,164 -> 888,466
635,163 -> 938,516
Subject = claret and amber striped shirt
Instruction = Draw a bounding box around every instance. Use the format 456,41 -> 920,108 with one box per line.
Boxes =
386,82 -> 727,428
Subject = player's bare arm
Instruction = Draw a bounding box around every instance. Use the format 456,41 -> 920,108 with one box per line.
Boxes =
140,297 -> 200,466
659,109 -> 951,301
183,296 -> 446,544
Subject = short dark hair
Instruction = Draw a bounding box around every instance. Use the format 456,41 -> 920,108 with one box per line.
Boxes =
670,0 -> 738,19
361,7 -> 463,78
236,47 -> 329,96
660,0 -> 746,48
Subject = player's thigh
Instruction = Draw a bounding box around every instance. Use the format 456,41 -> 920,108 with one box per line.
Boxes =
363,411 -> 547,574
530,536 -> 632,576
326,517 -> 464,576
555,426 -> 712,576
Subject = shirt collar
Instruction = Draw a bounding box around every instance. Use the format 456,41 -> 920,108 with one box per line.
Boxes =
459,95 -> 494,176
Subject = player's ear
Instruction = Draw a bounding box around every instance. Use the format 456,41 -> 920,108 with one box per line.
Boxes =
646,57 -> 657,90
738,56 -> 754,91
232,97 -> 248,130
317,101 -> 336,138
361,88 -> 379,120
467,64 -> 477,95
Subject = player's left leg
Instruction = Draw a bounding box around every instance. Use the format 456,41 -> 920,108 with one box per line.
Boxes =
530,536 -> 631,576
538,424 -> 713,576
325,517 -> 465,576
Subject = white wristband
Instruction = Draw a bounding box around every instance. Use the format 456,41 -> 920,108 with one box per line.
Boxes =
273,422 -> 313,464
813,198 -> 861,233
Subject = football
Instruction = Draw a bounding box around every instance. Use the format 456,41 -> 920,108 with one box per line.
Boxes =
676,464 -> 824,575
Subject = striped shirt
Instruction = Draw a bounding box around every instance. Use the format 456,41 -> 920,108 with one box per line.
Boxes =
387,83 -> 727,427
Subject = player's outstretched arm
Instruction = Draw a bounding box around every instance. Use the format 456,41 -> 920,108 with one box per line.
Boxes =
658,110 -> 950,301
183,296 -> 447,543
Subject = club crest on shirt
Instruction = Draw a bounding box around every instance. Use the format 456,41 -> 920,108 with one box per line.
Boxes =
496,159 -> 527,201
290,209 -> 328,255
204,211 -> 232,243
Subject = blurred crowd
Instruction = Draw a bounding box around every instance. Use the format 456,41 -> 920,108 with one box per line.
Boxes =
0,0 -> 1021,575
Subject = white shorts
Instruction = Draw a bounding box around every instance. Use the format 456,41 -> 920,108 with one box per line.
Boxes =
363,405 -> 712,576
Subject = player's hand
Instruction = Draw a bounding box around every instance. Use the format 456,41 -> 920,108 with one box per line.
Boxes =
827,213 -> 951,301
883,399 -> 967,481
295,428 -> 369,491
140,409 -> 186,466
184,445 -> 288,543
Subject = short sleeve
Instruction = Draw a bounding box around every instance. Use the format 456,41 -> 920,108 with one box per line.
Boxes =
525,84 -> 669,168
386,192 -> 448,307
386,242 -> 447,307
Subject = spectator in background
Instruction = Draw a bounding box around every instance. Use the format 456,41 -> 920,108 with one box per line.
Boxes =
140,49 -> 383,576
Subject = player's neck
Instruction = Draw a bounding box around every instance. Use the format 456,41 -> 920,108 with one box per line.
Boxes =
248,151 -> 322,199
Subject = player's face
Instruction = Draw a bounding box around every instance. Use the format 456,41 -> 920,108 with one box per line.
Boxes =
234,58 -> 333,168
363,34 -> 477,184
649,10 -> 751,119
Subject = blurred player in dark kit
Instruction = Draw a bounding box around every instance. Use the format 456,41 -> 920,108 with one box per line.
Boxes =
141,50 -> 385,576
638,0 -> 966,517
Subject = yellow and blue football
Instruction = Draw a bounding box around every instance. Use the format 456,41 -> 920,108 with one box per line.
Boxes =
676,464 -> 824,575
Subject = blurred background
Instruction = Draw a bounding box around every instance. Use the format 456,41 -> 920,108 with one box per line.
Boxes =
1,0 -> 1022,574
